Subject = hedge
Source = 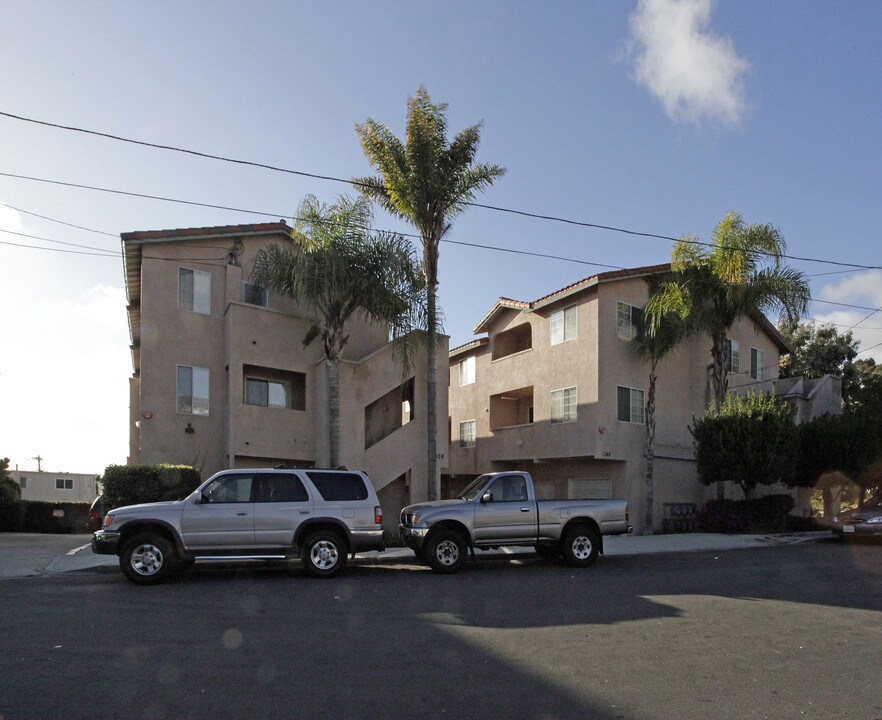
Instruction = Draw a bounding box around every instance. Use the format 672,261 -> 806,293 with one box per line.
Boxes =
0,501 -> 91,534
696,494 -> 796,533
101,464 -> 201,513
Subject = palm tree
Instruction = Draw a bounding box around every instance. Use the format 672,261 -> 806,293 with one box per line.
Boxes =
354,87 -> 505,500
646,212 -> 810,413
251,194 -> 424,467
633,298 -> 688,534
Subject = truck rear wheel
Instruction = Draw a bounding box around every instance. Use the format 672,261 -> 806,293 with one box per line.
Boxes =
301,531 -> 347,578
562,526 -> 600,567
425,530 -> 467,574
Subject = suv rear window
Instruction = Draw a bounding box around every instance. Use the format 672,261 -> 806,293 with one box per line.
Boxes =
305,471 -> 369,501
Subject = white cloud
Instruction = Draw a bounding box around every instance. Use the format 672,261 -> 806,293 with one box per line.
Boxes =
820,269 -> 882,306
628,0 -> 749,126
814,270 -> 882,362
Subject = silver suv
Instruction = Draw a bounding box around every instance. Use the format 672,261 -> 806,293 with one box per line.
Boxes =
92,468 -> 384,584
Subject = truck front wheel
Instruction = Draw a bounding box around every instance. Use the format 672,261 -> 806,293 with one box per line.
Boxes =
120,533 -> 177,585
425,530 -> 467,574
562,526 -> 600,567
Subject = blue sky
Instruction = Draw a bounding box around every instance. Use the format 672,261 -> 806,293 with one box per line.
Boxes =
1,0 -> 880,474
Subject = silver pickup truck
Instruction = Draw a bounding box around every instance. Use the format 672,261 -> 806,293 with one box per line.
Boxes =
399,471 -> 631,573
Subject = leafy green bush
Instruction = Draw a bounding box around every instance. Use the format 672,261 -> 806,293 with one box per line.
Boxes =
691,392 -> 797,498
101,464 -> 201,513
696,494 -> 796,533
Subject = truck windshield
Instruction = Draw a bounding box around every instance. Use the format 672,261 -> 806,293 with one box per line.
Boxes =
459,474 -> 492,501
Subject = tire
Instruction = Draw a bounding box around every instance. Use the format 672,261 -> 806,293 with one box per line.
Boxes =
301,531 -> 347,578
120,533 -> 177,585
534,542 -> 563,560
425,530 -> 467,574
561,526 -> 600,567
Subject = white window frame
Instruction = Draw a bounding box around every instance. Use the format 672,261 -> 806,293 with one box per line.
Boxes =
616,302 -> 644,341
55,478 -> 73,490
177,365 -> 210,416
751,348 -> 765,381
459,419 -> 476,448
725,338 -> 741,374
550,386 -> 577,424
245,376 -> 291,409
19,477 -> 27,489
550,305 -> 577,345
459,356 -> 476,386
617,386 -> 645,424
178,267 -> 211,315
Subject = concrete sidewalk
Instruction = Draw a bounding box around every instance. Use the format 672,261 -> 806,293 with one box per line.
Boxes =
0,530 -> 832,579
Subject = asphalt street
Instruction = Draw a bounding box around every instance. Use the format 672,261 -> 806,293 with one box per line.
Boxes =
1,539 -> 879,720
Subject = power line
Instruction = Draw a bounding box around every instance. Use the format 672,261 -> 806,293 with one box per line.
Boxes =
3,170 -> 881,315
0,227 -> 118,255
0,239 -> 119,257
0,200 -> 117,237
1,110 -> 880,273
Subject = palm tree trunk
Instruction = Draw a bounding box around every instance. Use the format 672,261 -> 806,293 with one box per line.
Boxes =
644,369 -> 657,535
327,357 -> 340,468
710,333 -> 728,501
425,279 -> 438,501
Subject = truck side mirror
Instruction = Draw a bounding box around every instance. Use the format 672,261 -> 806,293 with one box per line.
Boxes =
481,492 -> 493,504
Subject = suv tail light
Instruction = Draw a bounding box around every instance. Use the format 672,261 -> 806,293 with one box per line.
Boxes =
375,505 -> 383,525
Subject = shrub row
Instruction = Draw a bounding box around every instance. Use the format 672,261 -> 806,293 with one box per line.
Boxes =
696,494 -> 796,534
0,501 -> 91,534
101,464 -> 202,513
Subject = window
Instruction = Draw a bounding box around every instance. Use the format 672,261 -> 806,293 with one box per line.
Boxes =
617,386 -> 645,424
550,386 -> 577,424
243,282 -> 268,307
616,302 -> 644,341
485,475 -> 528,502
245,378 -> 291,409
202,473 -> 253,503
255,473 -> 308,503
550,306 -> 577,345
177,365 -> 210,415
751,348 -> 765,381
725,338 -> 741,374
459,356 -> 476,386
55,478 -> 73,490
306,471 -> 369,501
178,268 -> 211,314
19,477 -> 27,489
459,420 -> 476,448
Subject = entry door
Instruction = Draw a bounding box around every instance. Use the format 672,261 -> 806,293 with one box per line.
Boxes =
473,475 -> 536,543
180,472 -> 255,550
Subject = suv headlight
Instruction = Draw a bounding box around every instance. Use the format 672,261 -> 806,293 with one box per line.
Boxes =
867,516 -> 882,524
103,514 -> 114,528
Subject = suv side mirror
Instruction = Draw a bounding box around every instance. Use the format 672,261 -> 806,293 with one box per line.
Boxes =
481,492 -> 493,504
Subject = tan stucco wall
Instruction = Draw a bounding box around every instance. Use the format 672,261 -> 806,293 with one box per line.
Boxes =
128,231 -> 446,514
448,272 -> 797,532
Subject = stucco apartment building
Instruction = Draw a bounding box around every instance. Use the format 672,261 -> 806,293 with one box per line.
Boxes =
446,264 -> 816,533
122,221 -> 448,525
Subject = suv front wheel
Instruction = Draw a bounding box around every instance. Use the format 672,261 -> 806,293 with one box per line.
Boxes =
120,533 -> 177,585
301,531 -> 347,578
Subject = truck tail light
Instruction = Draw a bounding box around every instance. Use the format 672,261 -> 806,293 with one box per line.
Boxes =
625,506 -> 629,523
375,506 -> 383,525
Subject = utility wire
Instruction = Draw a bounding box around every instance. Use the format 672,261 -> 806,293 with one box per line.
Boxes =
0,228 -> 118,255
0,200 -> 117,237
1,110 -> 880,273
